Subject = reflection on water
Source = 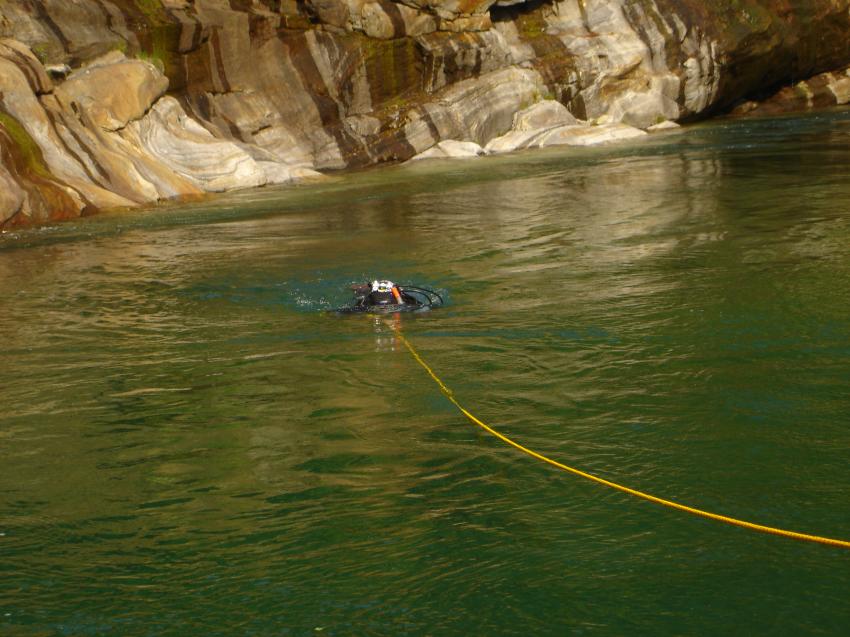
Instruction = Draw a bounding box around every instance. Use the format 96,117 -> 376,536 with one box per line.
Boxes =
2,111 -> 850,636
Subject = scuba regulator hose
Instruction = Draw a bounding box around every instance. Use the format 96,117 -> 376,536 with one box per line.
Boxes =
398,285 -> 444,307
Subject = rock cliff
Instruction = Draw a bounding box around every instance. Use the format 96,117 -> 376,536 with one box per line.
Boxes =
2,0 -> 850,227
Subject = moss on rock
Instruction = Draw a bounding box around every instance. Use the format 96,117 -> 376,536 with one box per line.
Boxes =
0,111 -> 86,228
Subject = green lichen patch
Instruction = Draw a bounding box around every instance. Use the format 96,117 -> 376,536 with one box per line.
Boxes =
0,112 -> 52,180
0,111 -> 85,227
358,34 -> 423,114
106,1 -> 181,84
111,0 -> 170,25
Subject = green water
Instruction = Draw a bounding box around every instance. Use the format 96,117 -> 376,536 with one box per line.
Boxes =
2,112 -> 850,636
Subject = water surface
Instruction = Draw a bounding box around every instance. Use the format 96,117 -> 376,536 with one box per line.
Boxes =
2,111 -> 850,635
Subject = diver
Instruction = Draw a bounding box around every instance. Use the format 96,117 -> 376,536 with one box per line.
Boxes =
337,280 -> 443,314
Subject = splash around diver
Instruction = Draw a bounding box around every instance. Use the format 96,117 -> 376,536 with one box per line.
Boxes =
335,280 -> 444,314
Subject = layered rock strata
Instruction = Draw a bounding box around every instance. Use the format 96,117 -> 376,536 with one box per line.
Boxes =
732,65 -> 850,118
2,0 -> 850,227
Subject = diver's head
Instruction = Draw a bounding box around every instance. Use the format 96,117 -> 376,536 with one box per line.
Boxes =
367,280 -> 398,306
372,280 -> 394,293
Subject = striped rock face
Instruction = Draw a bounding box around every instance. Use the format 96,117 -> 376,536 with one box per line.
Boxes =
2,0 -> 850,226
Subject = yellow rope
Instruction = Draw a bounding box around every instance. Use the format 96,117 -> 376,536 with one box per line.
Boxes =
393,328 -> 850,549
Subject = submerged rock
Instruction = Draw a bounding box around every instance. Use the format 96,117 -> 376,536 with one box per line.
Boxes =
485,121 -> 646,154
485,99 -> 647,154
647,120 -> 681,132
408,140 -> 485,161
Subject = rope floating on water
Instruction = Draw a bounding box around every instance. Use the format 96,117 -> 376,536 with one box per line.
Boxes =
392,327 -> 850,550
